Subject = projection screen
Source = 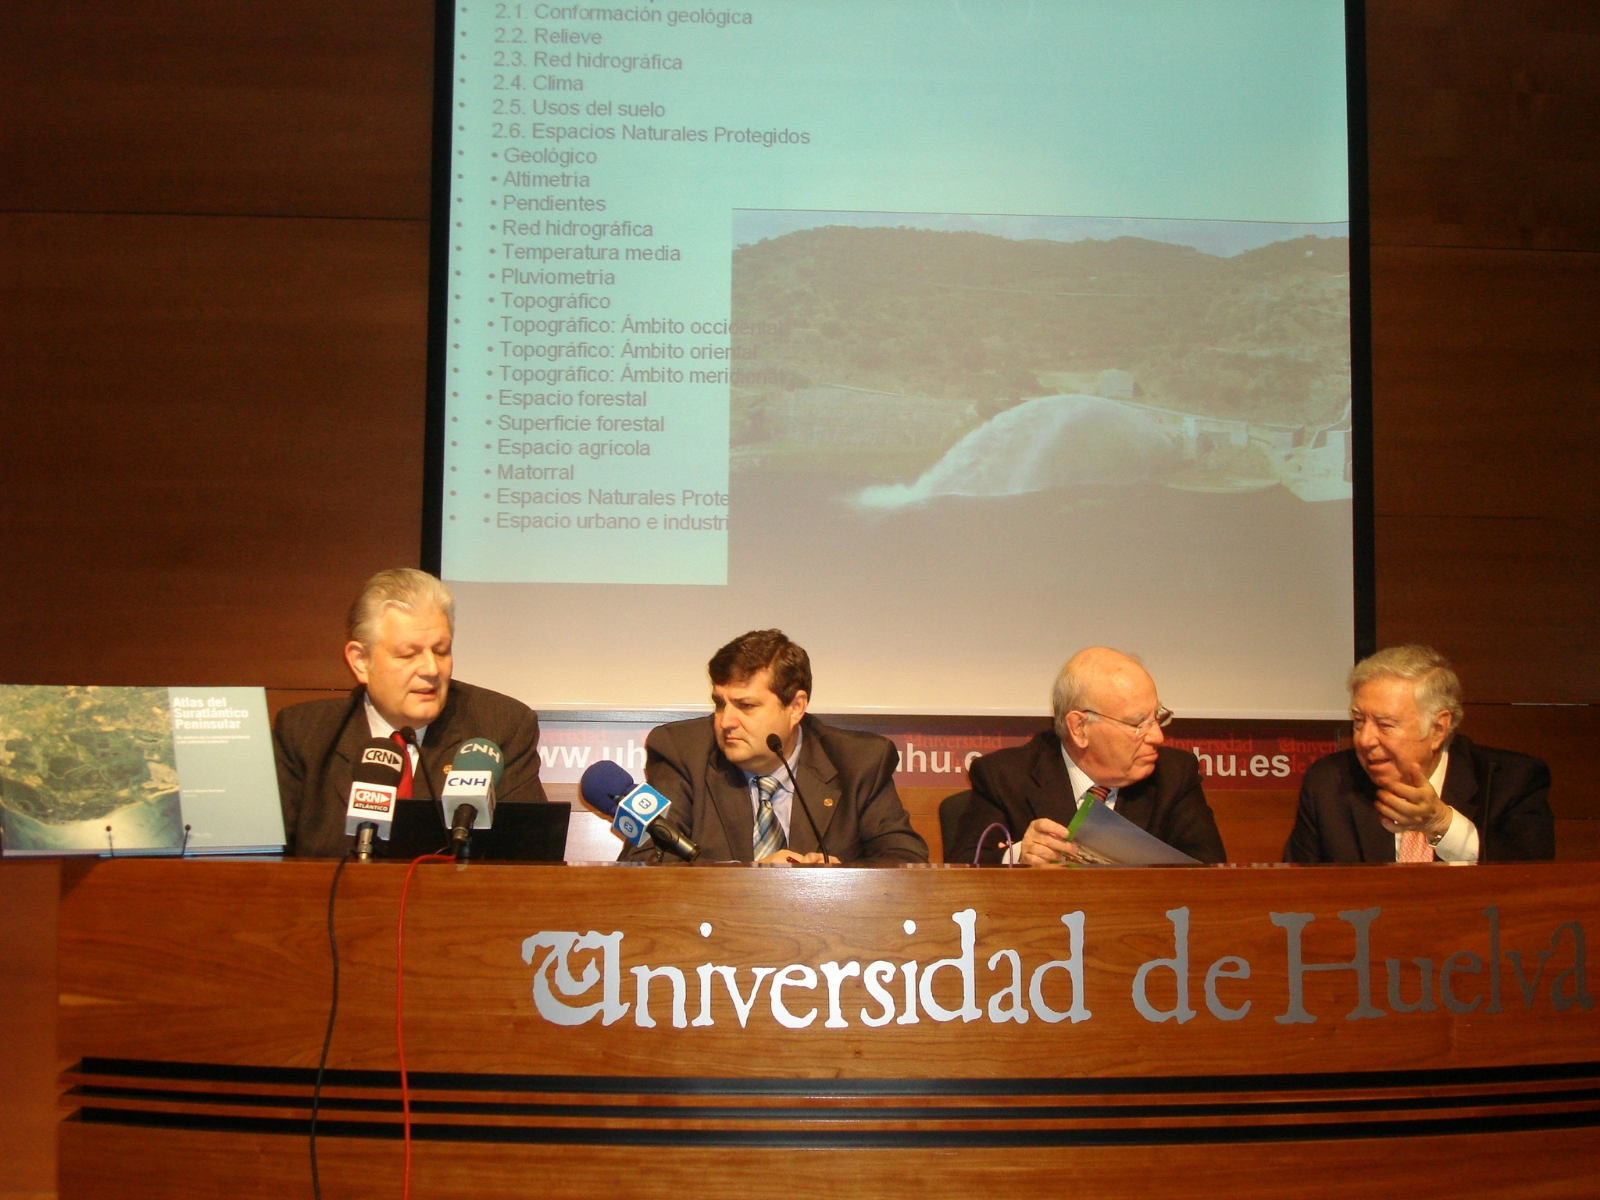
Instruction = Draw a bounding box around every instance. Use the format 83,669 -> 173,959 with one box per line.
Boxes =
427,0 -> 1364,718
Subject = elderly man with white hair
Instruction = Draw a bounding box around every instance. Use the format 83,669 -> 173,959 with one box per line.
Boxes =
1286,645 -> 1554,863
950,647 -> 1226,865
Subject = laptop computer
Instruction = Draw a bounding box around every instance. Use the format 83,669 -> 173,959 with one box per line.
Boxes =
377,799 -> 571,863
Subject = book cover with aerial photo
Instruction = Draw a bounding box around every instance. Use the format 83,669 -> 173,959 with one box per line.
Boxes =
0,685 -> 284,856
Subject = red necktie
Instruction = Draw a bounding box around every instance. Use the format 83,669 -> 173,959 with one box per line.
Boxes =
390,731 -> 414,799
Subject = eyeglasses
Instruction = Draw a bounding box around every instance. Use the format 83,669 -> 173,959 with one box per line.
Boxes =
1080,706 -> 1174,736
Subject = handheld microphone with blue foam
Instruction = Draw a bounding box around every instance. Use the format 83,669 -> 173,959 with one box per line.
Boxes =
766,732 -> 831,861
442,737 -> 504,859
578,759 -> 700,862
345,739 -> 404,860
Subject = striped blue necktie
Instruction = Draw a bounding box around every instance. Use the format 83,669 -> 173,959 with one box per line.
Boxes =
753,774 -> 785,860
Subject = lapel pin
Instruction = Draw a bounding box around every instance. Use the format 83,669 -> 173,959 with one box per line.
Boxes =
823,797 -> 835,807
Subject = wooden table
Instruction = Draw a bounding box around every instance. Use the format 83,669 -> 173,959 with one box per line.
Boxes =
57,858 -> 1600,1197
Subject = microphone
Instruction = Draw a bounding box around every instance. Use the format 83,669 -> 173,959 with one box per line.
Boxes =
440,737 -> 504,860
579,760 -> 699,862
344,739 -> 405,859
766,733 -> 829,862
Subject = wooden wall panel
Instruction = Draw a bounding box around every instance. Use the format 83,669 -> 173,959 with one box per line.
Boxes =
1366,1 -> 1600,871
0,1 -> 434,219
1368,245 -> 1600,520
1374,515 -> 1599,703
1463,702 -> 1600,819
0,212 -> 429,687
266,688 -> 346,722
1372,513 -> 1600,704
1366,0 -> 1600,251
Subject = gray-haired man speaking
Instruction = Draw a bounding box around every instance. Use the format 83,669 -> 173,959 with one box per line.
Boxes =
1286,645 -> 1554,863
273,568 -> 547,856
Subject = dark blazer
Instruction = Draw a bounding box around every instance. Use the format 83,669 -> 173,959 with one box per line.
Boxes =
627,714 -> 928,864
949,731 -> 1227,864
1284,734 -> 1554,863
273,680 -> 547,857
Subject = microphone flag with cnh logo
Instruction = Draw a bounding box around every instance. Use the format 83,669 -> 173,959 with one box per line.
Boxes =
441,737 -> 504,830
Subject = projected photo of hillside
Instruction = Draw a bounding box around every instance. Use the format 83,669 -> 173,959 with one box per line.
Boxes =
730,214 -> 1351,505
697,211 -> 1355,714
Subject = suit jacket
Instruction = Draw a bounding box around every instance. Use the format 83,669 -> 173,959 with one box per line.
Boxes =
273,680 -> 547,857
949,732 -> 1227,864
626,714 -> 928,864
1284,734 -> 1554,863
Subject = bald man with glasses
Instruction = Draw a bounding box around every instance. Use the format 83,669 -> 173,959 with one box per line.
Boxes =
950,647 -> 1226,865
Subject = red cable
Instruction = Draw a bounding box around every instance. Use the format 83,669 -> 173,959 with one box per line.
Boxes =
397,853 -> 453,1200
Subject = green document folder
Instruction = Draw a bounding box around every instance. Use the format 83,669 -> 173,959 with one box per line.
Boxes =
1064,796 -> 1201,866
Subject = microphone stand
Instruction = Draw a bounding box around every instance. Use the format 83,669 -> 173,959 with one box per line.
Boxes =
1479,760 -> 1496,864
400,727 -> 454,858
766,733 -> 830,862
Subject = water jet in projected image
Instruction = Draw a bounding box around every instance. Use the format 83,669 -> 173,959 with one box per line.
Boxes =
854,394 -> 1178,510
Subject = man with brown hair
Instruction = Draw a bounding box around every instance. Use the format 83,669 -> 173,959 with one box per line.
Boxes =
628,629 -> 927,865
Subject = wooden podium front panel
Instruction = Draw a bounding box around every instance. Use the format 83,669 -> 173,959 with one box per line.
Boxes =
57,860 -> 1600,1198
55,1123 -> 1600,1200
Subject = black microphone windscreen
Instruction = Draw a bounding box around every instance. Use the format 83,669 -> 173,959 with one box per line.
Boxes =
766,733 -> 783,754
579,759 -> 635,817
352,738 -> 405,787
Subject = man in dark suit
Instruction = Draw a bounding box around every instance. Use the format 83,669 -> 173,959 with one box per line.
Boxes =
949,647 -> 1225,865
274,568 -> 546,857
1285,645 -> 1553,863
627,629 -> 927,865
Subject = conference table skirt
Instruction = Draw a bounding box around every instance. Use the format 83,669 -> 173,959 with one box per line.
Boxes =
55,859 -> 1600,1199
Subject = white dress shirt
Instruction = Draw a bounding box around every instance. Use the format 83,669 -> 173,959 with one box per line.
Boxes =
1001,747 -> 1119,862
1398,751 -> 1479,863
744,728 -> 803,842
1063,745 -> 1119,812
363,696 -> 428,776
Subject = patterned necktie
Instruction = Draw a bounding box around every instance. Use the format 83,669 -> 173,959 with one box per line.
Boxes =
1398,830 -> 1433,863
390,731 -> 415,799
753,774 -> 785,860
1080,784 -> 1110,809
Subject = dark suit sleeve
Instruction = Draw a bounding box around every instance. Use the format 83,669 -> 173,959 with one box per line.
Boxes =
851,739 -> 928,864
1284,773 -> 1328,863
1155,754 -> 1227,864
1485,756 -> 1555,861
948,756 -> 1013,865
495,704 -> 548,805
272,707 -> 311,854
625,724 -> 696,864
643,724 -> 694,809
